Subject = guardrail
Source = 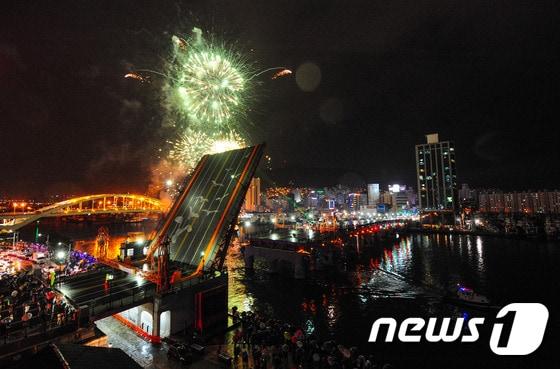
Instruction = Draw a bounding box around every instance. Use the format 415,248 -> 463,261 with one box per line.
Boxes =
0,318 -> 78,356
78,283 -> 157,322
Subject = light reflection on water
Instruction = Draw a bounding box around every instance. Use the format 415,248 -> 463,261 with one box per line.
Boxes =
19,221 -> 560,358
227,232 -> 560,348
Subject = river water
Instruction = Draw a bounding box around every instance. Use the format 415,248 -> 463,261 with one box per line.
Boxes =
18,220 -> 559,368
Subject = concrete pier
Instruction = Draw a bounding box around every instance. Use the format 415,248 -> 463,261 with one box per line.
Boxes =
244,245 -> 308,279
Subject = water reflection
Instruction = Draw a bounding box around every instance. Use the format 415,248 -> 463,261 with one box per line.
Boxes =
227,232 -> 560,346
476,237 -> 484,269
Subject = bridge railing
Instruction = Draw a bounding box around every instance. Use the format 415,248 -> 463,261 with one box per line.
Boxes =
0,316 -> 78,356
78,283 -> 157,322
166,269 -> 227,294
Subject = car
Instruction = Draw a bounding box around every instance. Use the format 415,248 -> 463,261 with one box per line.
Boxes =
167,342 -> 193,364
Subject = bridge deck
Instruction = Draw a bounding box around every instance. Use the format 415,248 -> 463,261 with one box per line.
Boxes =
154,144 -> 264,269
56,267 -> 156,320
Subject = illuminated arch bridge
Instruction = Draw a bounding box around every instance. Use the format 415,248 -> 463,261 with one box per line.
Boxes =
0,194 -> 164,233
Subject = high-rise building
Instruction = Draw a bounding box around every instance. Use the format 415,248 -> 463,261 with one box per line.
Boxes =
348,193 -> 361,210
244,177 -> 261,212
367,183 -> 380,205
379,190 -> 394,210
388,185 -> 416,211
415,133 -> 457,211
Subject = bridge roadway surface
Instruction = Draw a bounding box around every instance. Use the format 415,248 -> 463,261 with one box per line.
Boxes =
152,144 -> 264,269
56,267 -> 155,318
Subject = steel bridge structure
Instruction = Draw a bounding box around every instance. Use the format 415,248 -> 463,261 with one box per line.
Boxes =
0,194 -> 164,233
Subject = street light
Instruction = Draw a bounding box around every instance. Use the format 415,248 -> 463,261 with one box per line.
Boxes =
56,250 -> 66,261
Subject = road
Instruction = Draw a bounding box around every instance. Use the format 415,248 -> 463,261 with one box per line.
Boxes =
56,267 -> 154,308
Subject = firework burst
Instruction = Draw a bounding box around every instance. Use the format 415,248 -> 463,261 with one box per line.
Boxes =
168,128 -> 213,169
209,130 -> 246,154
165,32 -> 251,129
168,128 -> 246,170
127,27 -> 292,192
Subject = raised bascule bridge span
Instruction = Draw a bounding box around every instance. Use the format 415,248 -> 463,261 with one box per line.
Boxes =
0,194 -> 164,233
45,144 -> 264,346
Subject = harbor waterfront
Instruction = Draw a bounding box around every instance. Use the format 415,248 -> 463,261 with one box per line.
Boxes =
15,219 -> 560,368
3,3 -> 559,367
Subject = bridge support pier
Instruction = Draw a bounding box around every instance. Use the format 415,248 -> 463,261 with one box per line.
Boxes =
110,274 -> 228,341
244,246 -> 307,279
152,297 -> 162,337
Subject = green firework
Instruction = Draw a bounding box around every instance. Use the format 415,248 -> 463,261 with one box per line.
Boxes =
166,32 -> 251,129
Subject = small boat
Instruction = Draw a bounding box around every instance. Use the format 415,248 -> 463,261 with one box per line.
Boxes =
444,284 -> 493,309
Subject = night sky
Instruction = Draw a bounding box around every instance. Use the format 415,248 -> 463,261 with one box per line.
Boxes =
1,0 -> 559,198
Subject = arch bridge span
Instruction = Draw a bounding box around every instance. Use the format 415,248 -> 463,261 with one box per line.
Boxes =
0,194 -> 164,233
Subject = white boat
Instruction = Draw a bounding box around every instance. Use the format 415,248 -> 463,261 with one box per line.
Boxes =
445,284 -> 492,309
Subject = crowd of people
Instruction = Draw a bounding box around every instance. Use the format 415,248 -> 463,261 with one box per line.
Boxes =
0,254 -> 77,342
229,308 -> 393,369
61,250 -> 97,276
